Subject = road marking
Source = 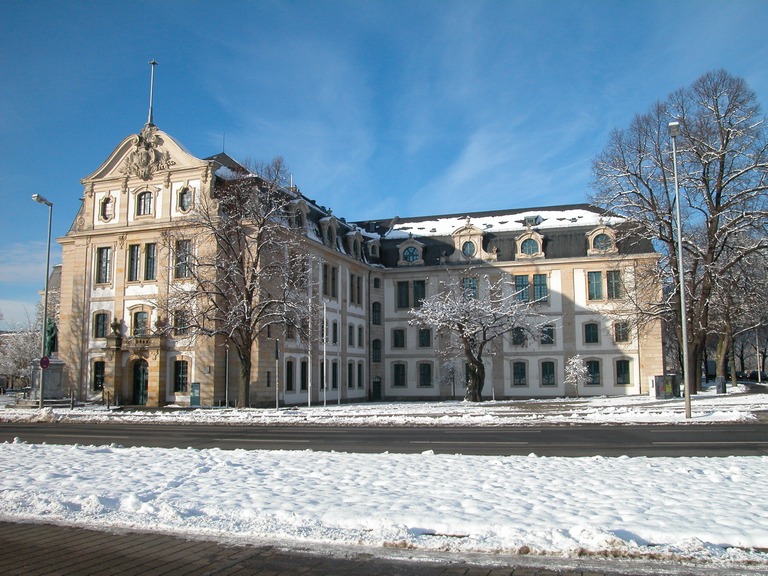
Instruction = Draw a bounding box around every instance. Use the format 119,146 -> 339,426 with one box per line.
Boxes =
410,441 -> 529,445
213,438 -> 310,443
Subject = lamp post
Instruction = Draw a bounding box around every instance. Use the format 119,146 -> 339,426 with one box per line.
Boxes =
668,122 -> 692,419
32,193 -> 53,410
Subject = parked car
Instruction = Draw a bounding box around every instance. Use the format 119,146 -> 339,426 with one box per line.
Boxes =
748,370 -> 768,381
735,371 -> 748,380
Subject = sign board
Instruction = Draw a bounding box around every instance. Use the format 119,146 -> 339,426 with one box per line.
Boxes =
39,356 -> 50,369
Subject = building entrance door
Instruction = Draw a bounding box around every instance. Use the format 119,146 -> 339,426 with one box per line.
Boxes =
133,359 -> 148,405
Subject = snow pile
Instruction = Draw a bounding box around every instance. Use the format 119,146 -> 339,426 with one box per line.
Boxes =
0,441 -> 766,567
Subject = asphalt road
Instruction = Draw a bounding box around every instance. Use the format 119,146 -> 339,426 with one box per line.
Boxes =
1,421 -> 767,456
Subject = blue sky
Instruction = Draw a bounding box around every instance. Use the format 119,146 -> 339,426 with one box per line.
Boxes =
1,0 -> 767,329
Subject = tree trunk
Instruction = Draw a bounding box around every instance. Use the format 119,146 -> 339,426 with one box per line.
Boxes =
237,352 -> 252,408
464,358 -> 485,402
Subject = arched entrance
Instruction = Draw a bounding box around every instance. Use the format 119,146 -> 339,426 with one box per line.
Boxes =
133,359 -> 148,405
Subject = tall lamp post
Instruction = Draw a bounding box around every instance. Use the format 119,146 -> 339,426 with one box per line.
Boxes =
668,122 -> 692,419
32,193 -> 53,410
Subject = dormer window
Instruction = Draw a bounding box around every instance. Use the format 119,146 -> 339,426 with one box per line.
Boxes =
398,237 -> 424,265
516,231 -> 544,258
461,241 -> 476,258
404,246 -> 419,262
587,227 -> 618,256
524,215 -> 542,227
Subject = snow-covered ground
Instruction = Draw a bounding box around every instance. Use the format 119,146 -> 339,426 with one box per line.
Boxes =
1,385 -> 767,571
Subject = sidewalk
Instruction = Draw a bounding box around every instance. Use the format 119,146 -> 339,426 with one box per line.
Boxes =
0,521 -> 758,576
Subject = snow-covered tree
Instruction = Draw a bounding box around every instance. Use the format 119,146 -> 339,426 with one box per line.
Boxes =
592,69 -> 768,396
161,157 -> 310,407
409,271 -> 541,402
0,316 -> 40,389
564,354 -> 588,397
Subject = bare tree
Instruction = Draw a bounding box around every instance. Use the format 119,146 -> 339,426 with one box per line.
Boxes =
409,271 -> 541,402
0,314 -> 40,389
564,355 -> 588,397
162,157 -> 310,407
592,70 -> 768,396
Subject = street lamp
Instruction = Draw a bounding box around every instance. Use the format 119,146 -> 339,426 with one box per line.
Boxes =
32,193 -> 53,410
668,122 -> 692,419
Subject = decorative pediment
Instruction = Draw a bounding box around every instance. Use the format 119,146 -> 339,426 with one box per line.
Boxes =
397,234 -> 425,266
447,219 -> 496,263
587,225 -> 618,256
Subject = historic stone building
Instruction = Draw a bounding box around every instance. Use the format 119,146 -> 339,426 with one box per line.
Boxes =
56,121 -> 663,407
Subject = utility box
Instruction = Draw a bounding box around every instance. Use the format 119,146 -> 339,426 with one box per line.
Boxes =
651,375 -> 679,399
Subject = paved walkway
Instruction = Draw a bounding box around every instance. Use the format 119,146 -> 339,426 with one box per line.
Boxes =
0,521 -> 759,576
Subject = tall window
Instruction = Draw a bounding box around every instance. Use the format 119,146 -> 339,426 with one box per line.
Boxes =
286,360 -> 295,392
397,281 -> 409,308
607,270 -> 623,299
586,360 -> 601,385
96,247 -> 112,284
371,339 -> 382,362
348,324 -> 355,347
616,359 -> 631,386
515,275 -> 529,301
300,360 -> 308,390
393,363 -> 407,387
418,328 -> 431,348
463,277 -> 477,299
331,361 -> 338,389
393,328 -> 406,348
144,243 -> 156,281
512,327 -> 526,346
358,326 -> 364,348
587,271 -> 603,300
93,312 -> 109,338
584,322 -> 599,344
412,280 -> 426,307
541,361 -> 556,386
418,363 -> 432,387
136,191 -> 153,216
178,187 -> 192,212
175,240 -> 192,279
128,244 -> 140,282
372,302 -> 382,325
533,274 -> 548,301
93,361 -> 105,391
100,196 -> 114,221
133,311 -> 149,336
173,310 -> 190,336
513,361 -> 527,386
322,264 -> 338,298
357,362 -> 364,389
348,362 -> 354,389
174,360 -> 188,392
332,321 -> 338,345
540,324 -> 555,345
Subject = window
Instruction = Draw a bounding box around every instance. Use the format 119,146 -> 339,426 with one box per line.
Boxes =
93,361 -> 105,391
393,363 -> 407,387
174,360 -> 188,392
136,191 -> 152,216
512,327 -> 526,346
541,361 -> 556,386
348,362 -> 354,389
322,264 -> 338,298
331,361 -> 338,389
96,247 -> 112,284
593,233 -> 613,251
418,328 -> 431,348
616,359 -> 631,386
607,270 -> 623,299
418,363 -> 432,387
393,328 -> 406,348
515,275 -> 529,302
584,322 -> 599,344
348,324 -> 355,347
100,196 -> 114,221
358,326 -> 364,348
540,324 -> 555,345
175,240 -> 192,279
413,280 -> 426,307
521,238 -> 538,255
144,243 -> 156,281
587,271 -> 603,300
300,360 -> 308,391
513,361 -> 527,386
586,360 -> 601,385
372,302 -> 382,325
173,310 -> 190,336
614,321 -> 630,343
178,187 -> 192,212
533,274 -> 548,302
128,244 -> 140,282
286,360 -> 295,392
372,339 -> 382,362
332,321 -> 338,345
397,281 -> 409,308
357,362 -> 364,389
133,311 -> 149,336
463,277 -> 477,299
373,277 -> 381,289
93,313 -> 109,338
403,246 -> 420,262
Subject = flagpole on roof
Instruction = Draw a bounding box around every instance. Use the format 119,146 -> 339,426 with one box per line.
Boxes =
147,60 -> 158,125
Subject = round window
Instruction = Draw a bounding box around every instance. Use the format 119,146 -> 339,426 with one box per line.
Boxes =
521,238 -> 538,255
462,241 -> 476,257
593,233 -> 613,251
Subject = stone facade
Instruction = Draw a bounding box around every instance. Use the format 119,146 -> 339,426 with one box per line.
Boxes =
56,123 -> 664,407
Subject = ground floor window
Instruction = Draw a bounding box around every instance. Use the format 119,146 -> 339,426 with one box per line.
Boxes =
286,359 -> 295,392
616,359 -> 631,386
93,361 -> 105,391
586,360 -> 601,386
541,361 -> 556,386
300,360 -> 308,391
393,363 -> 407,387
418,362 -> 432,387
512,361 -> 527,386
174,360 -> 189,393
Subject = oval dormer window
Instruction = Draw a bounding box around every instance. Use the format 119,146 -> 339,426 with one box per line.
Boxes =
521,238 -> 538,255
593,233 -> 613,251
462,241 -> 476,258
